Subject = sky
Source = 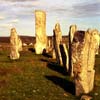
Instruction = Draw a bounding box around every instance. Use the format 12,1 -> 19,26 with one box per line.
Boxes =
0,0 -> 100,36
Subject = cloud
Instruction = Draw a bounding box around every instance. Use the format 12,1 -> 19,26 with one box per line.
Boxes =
72,2 -> 100,17
97,0 -> 100,2
0,0 -> 42,17
14,1 -> 42,8
0,0 -> 37,2
45,0 -> 100,18
0,16 -> 5,20
11,19 -> 19,23
0,23 -> 13,29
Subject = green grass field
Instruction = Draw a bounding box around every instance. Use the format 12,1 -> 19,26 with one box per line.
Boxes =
0,48 -> 100,100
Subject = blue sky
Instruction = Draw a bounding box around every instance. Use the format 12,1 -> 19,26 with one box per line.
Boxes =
0,0 -> 100,36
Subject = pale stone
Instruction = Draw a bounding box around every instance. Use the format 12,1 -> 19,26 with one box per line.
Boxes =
46,39 -> 52,53
87,70 -> 95,92
18,36 -> 22,51
69,25 -> 77,43
92,30 -> 100,55
86,29 -> 99,70
72,30 -> 89,96
52,36 -> 56,59
34,10 -> 47,54
48,39 -> 51,48
23,43 -> 27,46
29,43 -> 33,46
53,23 -> 62,65
80,95 -> 92,100
68,25 -> 77,76
52,49 -> 56,59
71,28 -> 99,96
10,28 -> 22,60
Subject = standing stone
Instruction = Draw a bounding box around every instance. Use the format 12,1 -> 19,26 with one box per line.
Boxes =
48,39 -> 51,48
52,36 -> 56,59
86,29 -> 99,92
95,31 -> 100,55
10,28 -> 22,60
18,37 -> 23,52
34,10 -> 47,54
68,25 -> 77,76
46,38 -> 52,53
87,29 -> 99,70
53,23 -> 62,65
69,25 -> 77,43
52,49 -> 56,59
71,29 -> 99,96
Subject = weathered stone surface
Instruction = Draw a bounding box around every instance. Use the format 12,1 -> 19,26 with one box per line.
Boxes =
80,95 -> 92,100
71,28 -> 99,96
10,28 -> 22,60
69,25 -> 77,43
87,70 -> 95,92
18,37 -> 22,51
95,31 -> 100,55
68,25 -> 77,76
46,39 -> 52,53
86,29 -> 99,70
60,43 -> 69,71
34,10 -> 47,54
53,23 -> 62,65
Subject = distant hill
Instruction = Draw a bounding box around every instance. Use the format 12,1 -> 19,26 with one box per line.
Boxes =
0,35 -> 68,51
0,36 -> 35,44
0,35 -> 68,44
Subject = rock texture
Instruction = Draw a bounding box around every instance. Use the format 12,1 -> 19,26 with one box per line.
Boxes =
34,10 -> 47,54
69,25 -> 77,76
53,23 -> 62,65
80,95 -> 92,100
69,25 -> 77,43
71,29 -> 99,96
10,28 -> 22,60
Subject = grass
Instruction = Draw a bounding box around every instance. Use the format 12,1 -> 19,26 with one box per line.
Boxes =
0,48 -> 100,100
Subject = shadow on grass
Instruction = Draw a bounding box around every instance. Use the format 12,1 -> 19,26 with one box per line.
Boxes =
28,48 -> 35,52
40,58 -> 49,62
47,62 -> 68,76
40,54 -> 68,76
45,75 -> 75,95
42,53 -> 52,58
40,58 -> 68,76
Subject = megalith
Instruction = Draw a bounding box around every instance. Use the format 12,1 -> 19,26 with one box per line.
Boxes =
69,25 -> 77,43
34,10 -> 47,54
71,28 -> 99,96
68,25 -> 77,76
53,23 -> 62,65
10,28 -> 22,60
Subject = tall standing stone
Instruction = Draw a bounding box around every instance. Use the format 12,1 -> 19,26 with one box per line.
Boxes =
18,37 -> 23,52
71,29 -> 99,96
10,28 -> 22,60
52,36 -> 56,59
69,25 -> 77,76
69,25 -> 77,43
95,32 -> 100,54
53,23 -> 62,65
34,10 -> 47,54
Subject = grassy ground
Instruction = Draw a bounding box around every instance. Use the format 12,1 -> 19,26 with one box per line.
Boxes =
0,48 -> 100,100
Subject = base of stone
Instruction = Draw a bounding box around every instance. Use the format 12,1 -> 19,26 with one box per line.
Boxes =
75,70 -> 95,96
